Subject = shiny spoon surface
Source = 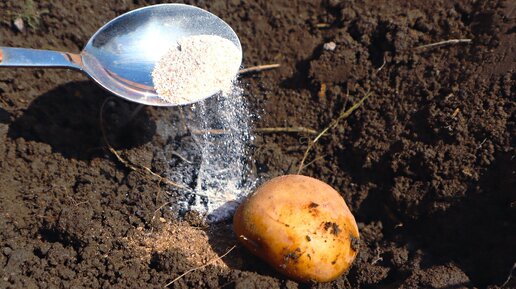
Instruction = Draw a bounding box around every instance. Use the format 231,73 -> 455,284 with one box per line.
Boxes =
0,4 -> 242,106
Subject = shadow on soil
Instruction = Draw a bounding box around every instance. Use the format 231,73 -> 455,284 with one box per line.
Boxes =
7,80 -> 156,160
409,151 -> 516,287
337,138 -> 515,287
279,44 -> 324,91
205,221 -> 288,282
0,107 -> 9,123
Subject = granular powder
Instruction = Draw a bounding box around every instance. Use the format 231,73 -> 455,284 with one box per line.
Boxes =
152,35 -> 241,105
152,36 -> 253,222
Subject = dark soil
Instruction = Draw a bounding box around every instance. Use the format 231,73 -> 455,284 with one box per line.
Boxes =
1,0 -> 515,288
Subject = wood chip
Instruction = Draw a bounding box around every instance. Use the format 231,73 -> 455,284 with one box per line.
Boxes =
14,18 -> 24,32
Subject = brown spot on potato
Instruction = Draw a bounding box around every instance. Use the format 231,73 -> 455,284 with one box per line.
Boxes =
284,248 -> 302,264
323,222 -> 341,235
308,202 -> 320,217
332,253 -> 340,265
306,235 -> 311,241
332,223 -> 341,235
324,222 -> 332,230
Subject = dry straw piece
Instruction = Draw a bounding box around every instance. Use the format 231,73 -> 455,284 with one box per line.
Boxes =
152,35 -> 241,105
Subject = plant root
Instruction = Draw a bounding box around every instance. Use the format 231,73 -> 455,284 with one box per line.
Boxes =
415,38 -> 472,50
163,245 -> 237,288
99,98 -> 191,192
191,126 -> 318,135
239,64 -> 280,74
297,91 -> 372,174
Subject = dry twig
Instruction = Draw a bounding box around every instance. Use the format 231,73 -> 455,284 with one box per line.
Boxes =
501,262 -> 516,288
377,55 -> 387,72
239,64 -> 280,74
191,126 -> 318,135
451,108 -> 460,118
164,245 -> 237,288
0,97 -> 9,108
190,129 -> 228,135
415,38 -> 472,50
152,202 -> 171,220
300,154 -> 327,171
254,127 -> 317,134
297,91 -> 372,174
170,150 -> 193,164
316,23 -> 331,28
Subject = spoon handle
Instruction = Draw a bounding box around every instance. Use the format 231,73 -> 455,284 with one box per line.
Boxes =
0,47 -> 83,70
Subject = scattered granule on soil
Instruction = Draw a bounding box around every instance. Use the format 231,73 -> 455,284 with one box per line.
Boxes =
125,222 -> 228,268
152,35 -> 241,105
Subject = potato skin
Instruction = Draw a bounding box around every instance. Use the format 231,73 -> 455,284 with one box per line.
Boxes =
233,175 -> 359,282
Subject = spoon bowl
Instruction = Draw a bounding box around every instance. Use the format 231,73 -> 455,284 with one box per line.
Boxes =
0,4 -> 242,106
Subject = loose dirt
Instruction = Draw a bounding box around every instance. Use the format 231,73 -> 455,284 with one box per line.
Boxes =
0,0 -> 514,288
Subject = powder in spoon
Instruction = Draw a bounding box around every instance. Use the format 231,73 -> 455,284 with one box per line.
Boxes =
152,35 -> 241,105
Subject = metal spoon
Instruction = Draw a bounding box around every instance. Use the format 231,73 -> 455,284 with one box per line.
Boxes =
0,4 -> 242,106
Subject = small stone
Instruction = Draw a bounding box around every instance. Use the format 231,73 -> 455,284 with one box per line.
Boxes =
323,42 -> 337,51
3,247 -> 12,256
13,18 -> 24,32
159,217 -> 166,223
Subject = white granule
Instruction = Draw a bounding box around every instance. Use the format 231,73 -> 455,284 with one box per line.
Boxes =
152,35 -> 241,105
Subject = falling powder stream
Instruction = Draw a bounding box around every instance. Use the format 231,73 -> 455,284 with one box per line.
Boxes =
185,88 -> 255,221
152,35 -> 255,222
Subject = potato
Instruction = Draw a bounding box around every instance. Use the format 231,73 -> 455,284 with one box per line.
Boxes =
233,175 -> 359,282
